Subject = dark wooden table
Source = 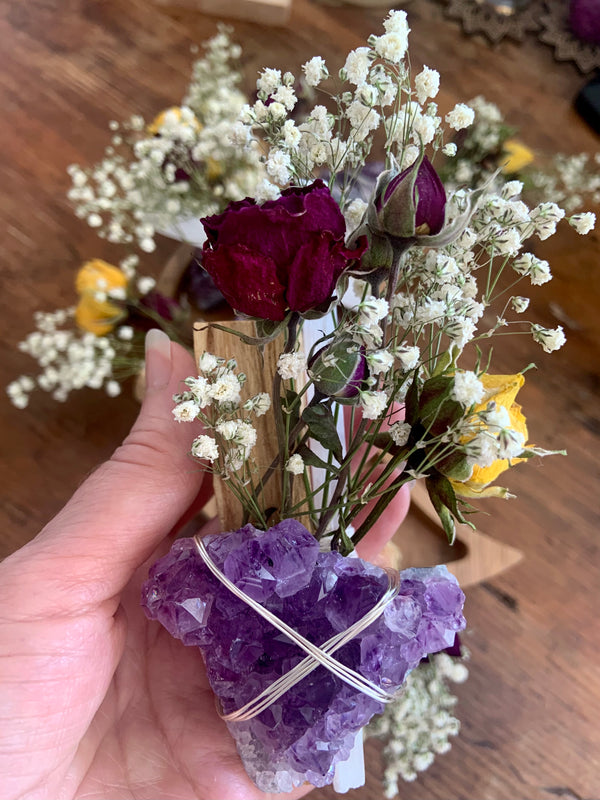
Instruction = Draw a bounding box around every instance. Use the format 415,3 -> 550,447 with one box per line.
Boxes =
1,1 -> 599,798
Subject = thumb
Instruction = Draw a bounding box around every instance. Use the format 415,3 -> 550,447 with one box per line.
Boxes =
5,330 -> 206,611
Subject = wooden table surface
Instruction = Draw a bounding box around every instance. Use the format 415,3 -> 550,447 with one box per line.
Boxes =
1,1 -> 599,798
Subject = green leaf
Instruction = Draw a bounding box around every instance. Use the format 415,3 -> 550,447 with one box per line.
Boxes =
435,450 -> 473,482
431,344 -> 460,378
296,444 -> 337,473
404,372 -> 421,427
419,376 -> 464,435
255,318 -> 288,341
434,501 -> 456,544
302,404 -> 343,462
426,471 -> 474,544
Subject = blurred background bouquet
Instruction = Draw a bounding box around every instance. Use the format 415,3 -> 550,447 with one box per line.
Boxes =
66,26 -> 264,253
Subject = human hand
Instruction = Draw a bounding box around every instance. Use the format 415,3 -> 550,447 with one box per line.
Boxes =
0,330 -> 409,800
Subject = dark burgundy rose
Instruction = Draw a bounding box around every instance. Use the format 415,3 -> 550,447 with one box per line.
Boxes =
200,180 -> 367,321
373,156 -> 447,240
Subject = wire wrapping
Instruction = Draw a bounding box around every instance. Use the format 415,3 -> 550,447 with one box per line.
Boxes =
194,534 -> 401,722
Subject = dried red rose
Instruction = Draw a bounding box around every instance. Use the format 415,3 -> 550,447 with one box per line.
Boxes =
200,180 -> 366,321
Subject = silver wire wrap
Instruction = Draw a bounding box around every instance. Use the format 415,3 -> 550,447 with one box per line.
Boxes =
194,534 -> 401,722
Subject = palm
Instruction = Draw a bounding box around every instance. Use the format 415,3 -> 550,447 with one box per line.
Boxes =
67,562 -> 310,800
1,341 -> 410,800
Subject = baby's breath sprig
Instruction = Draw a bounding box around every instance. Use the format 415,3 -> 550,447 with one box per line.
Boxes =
366,650 -> 469,797
67,26 -> 264,253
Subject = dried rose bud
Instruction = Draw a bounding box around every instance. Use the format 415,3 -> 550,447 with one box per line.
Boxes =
309,337 -> 367,400
370,155 -> 447,240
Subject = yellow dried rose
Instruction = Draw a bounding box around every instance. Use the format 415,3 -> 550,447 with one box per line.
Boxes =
502,139 -> 534,174
147,106 -> 202,136
75,259 -> 127,336
206,157 -> 223,182
452,373 -> 528,499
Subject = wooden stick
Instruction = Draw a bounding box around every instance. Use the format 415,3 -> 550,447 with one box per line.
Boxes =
193,319 -> 307,532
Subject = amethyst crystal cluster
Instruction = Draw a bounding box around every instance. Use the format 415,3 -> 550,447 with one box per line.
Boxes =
142,519 -> 465,792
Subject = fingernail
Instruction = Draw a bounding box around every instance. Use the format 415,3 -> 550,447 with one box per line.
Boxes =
145,329 -> 172,390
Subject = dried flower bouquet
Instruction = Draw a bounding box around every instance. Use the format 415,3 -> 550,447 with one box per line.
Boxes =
140,10 -> 593,793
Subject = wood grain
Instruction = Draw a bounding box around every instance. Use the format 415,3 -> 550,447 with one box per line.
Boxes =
194,319 -> 287,530
1,2 -> 599,798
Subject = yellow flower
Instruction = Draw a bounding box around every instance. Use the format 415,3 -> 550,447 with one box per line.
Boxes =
206,156 -> 223,182
75,259 -> 127,336
502,139 -> 534,174
147,106 -> 202,136
452,373 -> 528,499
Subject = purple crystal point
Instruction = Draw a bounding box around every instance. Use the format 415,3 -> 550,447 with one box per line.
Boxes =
141,521 -> 466,792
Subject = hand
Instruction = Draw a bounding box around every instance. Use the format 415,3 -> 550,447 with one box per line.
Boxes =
0,330 -> 410,800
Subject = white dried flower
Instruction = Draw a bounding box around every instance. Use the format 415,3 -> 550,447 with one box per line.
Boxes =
396,346 -> 420,371
105,379 -> 121,398
199,352 -> 219,373
255,179 -> 281,204
511,296 -> 530,313
497,427 -> 526,460
277,352 -> 306,381
344,198 -> 368,233
191,434 -> 219,462
360,390 -> 388,420
185,376 -> 212,408
374,31 -> 409,63
137,276 -> 156,295
209,372 -> 242,405
87,213 -> 102,228
235,421 -> 257,450
389,422 -> 411,447
281,119 -> 301,149
512,253 -> 552,285
345,100 -> 380,141
117,325 -> 134,340
250,392 -> 271,416
172,399 -> 200,422
465,431 -> 500,468
257,67 -> 282,95
531,324 -> 566,353
530,202 -> 565,240
568,212 -> 595,235
442,142 -> 457,157
502,180 -> 524,199
266,150 -> 292,185
273,86 -> 297,111
302,56 -> 327,87
343,47 -> 371,85
215,419 -> 238,439
359,296 -> 389,324
452,371 -> 484,407
383,9 -> 410,34
445,103 -> 475,131
367,349 -> 394,374
286,454 -> 305,475
414,66 -> 440,105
